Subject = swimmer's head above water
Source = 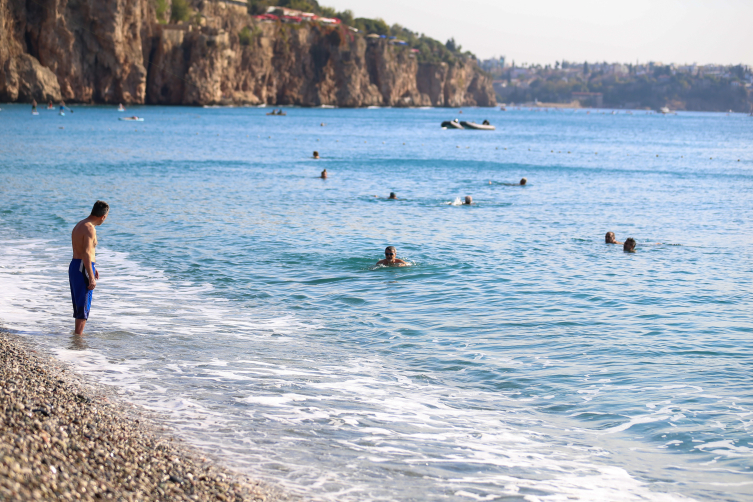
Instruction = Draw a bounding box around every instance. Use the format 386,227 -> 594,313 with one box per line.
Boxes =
389,192 -> 397,199
463,195 -> 473,205
520,178 -> 527,185
377,246 -> 407,267
623,238 -> 636,253
605,231 -> 623,245
320,169 -> 327,178
313,151 -> 320,159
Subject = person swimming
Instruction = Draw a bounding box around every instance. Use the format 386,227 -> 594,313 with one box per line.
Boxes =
32,99 -> 37,112
623,238 -> 636,253
501,178 -> 527,186
463,195 -> 473,205
320,169 -> 327,179
605,232 -> 623,245
313,151 -> 320,159
388,192 -> 397,199
376,246 -> 407,267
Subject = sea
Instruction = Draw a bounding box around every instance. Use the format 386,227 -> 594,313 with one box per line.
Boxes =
0,103 -> 752,501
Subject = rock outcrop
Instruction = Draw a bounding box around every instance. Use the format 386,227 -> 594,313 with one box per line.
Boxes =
0,0 -> 152,104
0,0 -> 495,107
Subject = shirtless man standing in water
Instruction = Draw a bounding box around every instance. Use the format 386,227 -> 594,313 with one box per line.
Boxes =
70,201 -> 109,334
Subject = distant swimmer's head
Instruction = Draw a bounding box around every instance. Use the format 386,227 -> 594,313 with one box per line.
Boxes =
464,195 -> 473,205
90,200 -> 109,224
313,151 -> 320,159
389,192 -> 397,199
623,238 -> 636,253
321,169 -> 327,178
605,231 -> 617,244
520,178 -> 527,185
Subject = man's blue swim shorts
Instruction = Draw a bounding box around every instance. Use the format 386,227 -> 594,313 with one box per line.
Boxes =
69,259 -> 95,320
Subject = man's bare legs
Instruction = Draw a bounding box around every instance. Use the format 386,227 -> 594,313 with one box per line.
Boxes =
75,319 -> 86,335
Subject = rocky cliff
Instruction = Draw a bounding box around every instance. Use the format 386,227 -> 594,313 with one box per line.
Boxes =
0,0 -> 495,107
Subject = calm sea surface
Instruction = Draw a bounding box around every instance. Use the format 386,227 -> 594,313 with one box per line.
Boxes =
1,104 -> 752,501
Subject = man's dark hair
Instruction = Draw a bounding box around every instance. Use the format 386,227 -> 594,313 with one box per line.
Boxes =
91,200 -> 109,217
624,238 -> 636,252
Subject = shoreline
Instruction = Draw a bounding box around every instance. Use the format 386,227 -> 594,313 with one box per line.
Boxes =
0,329 -> 283,502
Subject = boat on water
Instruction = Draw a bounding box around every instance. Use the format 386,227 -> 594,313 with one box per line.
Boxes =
441,119 -> 495,130
460,120 -> 495,130
441,119 -> 464,129
119,116 -> 144,122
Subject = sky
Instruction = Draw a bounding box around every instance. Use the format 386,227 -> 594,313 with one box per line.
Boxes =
323,0 -> 753,66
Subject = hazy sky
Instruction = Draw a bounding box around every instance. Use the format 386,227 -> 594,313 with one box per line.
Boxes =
324,0 -> 753,65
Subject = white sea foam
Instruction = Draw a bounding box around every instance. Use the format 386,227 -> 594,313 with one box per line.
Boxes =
0,237 -> 701,501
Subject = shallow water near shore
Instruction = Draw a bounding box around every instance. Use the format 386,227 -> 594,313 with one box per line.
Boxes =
1,104 -> 752,501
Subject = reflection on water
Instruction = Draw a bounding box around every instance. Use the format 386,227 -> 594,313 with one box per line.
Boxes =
0,105 -> 752,501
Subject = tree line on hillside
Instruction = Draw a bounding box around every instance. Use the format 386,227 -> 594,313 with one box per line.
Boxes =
247,0 -> 476,65
486,61 -> 753,112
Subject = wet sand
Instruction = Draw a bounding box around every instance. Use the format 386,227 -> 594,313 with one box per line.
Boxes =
0,331 -> 282,501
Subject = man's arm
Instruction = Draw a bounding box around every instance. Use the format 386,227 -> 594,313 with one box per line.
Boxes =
83,226 -> 97,290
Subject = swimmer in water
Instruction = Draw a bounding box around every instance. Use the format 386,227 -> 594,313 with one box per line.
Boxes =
313,151 -> 320,159
501,178 -> 527,186
463,195 -> 473,205
605,232 -> 623,245
388,192 -> 397,199
320,169 -> 327,179
376,246 -> 407,267
32,99 -> 37,112
623,238 -> 636,253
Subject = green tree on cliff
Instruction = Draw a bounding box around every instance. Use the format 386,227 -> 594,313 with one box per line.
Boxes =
170,0 -> 192,23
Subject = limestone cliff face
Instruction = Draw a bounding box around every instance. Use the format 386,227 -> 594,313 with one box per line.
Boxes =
0,0 -> 152,103
1,0 -> 495,107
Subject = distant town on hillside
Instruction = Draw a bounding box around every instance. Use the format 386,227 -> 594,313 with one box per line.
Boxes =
480,57 -> 753,112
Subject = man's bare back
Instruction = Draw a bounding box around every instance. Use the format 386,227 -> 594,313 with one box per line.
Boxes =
69,201 -> 109,335
72,218 -> 100,289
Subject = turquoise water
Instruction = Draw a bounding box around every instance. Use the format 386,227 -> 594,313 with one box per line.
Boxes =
1,104 -> 752,501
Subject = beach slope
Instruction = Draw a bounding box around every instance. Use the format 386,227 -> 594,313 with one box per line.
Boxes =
0,332 -> 277,502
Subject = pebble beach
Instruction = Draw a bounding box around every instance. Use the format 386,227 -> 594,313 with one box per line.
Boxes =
0,331 -> 280,501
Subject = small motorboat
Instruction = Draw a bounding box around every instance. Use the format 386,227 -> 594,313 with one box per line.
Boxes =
460,120 -> 495,131
119,116 -> 144,121
441,119 -> 463,129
